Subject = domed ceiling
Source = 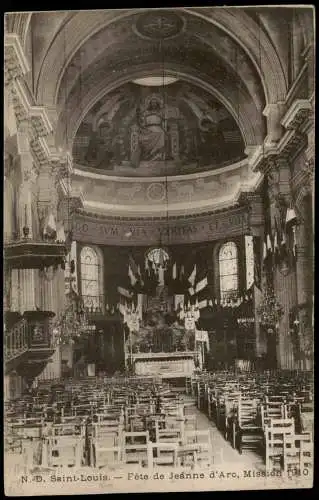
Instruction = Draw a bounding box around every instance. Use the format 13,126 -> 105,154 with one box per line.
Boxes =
32,7 -> 278,216
72,80 -> 245,177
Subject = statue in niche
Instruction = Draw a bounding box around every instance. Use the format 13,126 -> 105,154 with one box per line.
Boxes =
130,94 -> 179,167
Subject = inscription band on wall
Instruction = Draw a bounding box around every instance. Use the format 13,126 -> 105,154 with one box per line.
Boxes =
73,207 -> 250,246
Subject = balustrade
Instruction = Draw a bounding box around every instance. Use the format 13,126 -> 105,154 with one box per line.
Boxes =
5,310 -> 56,365
5,318 -> 29,362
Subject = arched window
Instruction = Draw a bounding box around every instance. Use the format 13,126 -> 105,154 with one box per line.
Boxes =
219,242 -> 239,300
146,248 -> 170,267
80,246 -> 104,312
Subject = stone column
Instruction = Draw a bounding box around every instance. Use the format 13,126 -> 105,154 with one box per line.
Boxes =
295,182 -> 313,370
19,269 -> 38,312
267,157 -> 298,369
244,193 -> 266,358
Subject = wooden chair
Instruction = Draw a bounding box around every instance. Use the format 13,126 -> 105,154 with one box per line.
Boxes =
150,442 -> 179,468
91,432 -> 122,468
182,430 -> 213,468
264,418 -> 295,472
43,435 -> 84,468
155,421 -> 182,444
233,397 -> 264,454
122,431 -> 151,466
259,402 -> 286,429
282,432 -> 312,476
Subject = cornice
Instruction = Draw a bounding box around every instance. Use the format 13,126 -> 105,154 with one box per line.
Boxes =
250,127 -> 308,174
8,77 -> 75,188
280,99 -> 313,131
76,201 -> 246,222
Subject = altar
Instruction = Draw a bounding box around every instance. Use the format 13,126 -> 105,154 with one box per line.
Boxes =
131,351 -> 196,379
120,248 -> 207,379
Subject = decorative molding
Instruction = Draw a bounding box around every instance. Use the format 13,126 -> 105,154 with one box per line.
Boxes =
10,79 -> 53,136
4,33 -> 30,84
5,13 -> 32,48
71,159 -> 262,217
280,99 -> 313,130
250,128 -> 308,174
50,152 -> 74,183
72,204 -> 250,246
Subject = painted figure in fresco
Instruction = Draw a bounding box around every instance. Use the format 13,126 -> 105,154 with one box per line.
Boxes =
140,96 -> 166,160
131,96 -> 169,165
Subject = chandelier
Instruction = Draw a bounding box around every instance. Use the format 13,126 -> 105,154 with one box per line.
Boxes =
52,288 -> 90,345
257,287 -> 284,328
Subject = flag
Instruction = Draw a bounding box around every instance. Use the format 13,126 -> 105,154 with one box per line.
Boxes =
137,294 -> 143,320
252,236 -> 261,290
117,286 -> 133,299
180,265 -> 185,279
279,228 -> 290,263
44,212 -> 57,239
128,265 -> 137,286
262,231 -> 272,271
188,264 -> 197,287
129,255 -> 139,277
195,276 -> 208,294
172,262 -> 177,280
128,255 -> 139,286
285,206 -> 297,227
273,228 -> 278,252
292,227 -> 297,258
262,239 -> 267,261
198,299 -> 207,310
273,219 -> 281,266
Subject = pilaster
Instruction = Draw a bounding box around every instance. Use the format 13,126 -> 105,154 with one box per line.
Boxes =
264,155 -> 298,369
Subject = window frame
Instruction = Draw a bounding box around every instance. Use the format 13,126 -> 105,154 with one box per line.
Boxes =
79,245 -> 104,312
218,241 -> 239,301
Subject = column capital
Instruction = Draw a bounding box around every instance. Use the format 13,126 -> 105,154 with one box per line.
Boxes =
49,152 -> 73,185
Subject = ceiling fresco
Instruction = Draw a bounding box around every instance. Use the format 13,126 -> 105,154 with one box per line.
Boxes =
72,81 -> 245,176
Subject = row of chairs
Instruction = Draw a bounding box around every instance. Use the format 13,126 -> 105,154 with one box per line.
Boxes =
188,370 -> 314,475
5,377 -> 214,471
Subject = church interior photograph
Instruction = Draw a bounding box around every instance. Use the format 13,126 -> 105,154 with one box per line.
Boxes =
4,6 -> 314,492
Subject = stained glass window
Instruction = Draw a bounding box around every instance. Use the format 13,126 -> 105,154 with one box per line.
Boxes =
80,246 -> 103,312
219,242 -> 239,300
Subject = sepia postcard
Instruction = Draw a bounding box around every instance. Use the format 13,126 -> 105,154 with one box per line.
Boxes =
3,6 -> 314,495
